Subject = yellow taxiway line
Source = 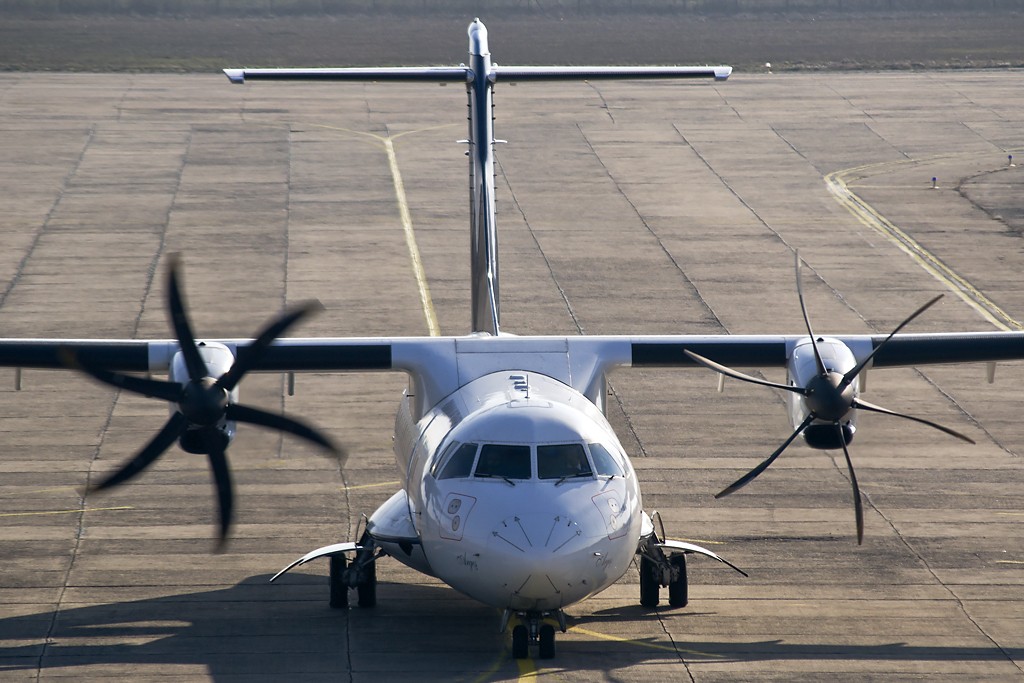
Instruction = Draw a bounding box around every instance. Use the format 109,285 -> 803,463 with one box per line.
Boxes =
301,122 -> 450,337
0,506 -> 132,518
825,154 -> 1023,331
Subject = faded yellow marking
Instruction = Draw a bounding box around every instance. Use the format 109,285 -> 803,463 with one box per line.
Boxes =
384,135 -> 441,337
825,152 -> 1024,332
303,121 -> 456,337
0,486 -> 78,498
239,119 -> 449,337
469,650 -> 508,683
681,538 -> 725,546
342,480 -> 402,491
569,625 -> 723,658
516,657 -> 539,680
0,506 -> 132,518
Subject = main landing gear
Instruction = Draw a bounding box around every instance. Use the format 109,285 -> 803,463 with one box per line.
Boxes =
639,551 -> 687,608
503,609 -> 567,660
637,511 -> 688,608
635,510 -> 747,608
329,531 -> 380,609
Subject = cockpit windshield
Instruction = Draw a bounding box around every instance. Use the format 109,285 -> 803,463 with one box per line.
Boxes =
538,443 -> 592,480
474,444 -> 531,480
433,440 -> 624,482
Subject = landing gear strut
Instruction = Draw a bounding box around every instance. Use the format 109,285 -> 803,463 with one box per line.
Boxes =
329,531 -> 380,609
503,609 -> 566,660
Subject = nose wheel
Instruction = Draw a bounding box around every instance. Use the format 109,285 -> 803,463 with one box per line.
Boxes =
505,609 -> 565,659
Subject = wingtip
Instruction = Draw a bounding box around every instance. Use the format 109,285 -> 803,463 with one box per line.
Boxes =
224,69 -> 245,84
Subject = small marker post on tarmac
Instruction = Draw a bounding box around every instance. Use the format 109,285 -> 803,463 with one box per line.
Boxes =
931,176 -> 938,189
1009,154 -> 1015,167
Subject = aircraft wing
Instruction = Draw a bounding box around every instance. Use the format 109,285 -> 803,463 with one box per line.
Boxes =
624,331 -> 1024,368
1,331 -> 1022,374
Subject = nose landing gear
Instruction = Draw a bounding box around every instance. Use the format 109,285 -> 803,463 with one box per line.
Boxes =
503,609 -> 567,659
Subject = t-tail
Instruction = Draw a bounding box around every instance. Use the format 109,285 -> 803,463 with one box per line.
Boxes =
225,19 -> 731,336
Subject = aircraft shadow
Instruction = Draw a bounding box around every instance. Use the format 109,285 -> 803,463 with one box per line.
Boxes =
0,573 -> 504,681
1,575 -> 1020,680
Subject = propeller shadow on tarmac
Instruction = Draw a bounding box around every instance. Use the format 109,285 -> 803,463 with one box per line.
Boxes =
1,575 -> 1020,679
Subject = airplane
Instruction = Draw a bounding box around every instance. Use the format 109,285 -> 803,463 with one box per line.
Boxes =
2,19 -> 1023,661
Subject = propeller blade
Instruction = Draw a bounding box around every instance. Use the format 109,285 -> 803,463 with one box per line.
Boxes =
207,447 -> 234,550
90,412 -> 189,491
684,350 -> 807,396
852,398 -> 975,444
60,348 -> 184,402
794,250 -> 827,377
835,422 -> 864,544
841,294 -> 944,389
225,403 -> 341,456
216,300 -> 324,393
716,413 -> 817,498
166,254 -> 208,383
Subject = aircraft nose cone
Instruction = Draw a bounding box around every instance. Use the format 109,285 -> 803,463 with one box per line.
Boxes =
489,512 -> 597,609
491,512 -> 583,558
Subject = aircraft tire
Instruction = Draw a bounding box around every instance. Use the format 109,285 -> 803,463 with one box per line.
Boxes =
668,554 -> 688,608
538,623 -> 556,659
329,554 -> 349,609
512,625 -> 529,659
357,558 -> 377,608
639,556 -> 660,608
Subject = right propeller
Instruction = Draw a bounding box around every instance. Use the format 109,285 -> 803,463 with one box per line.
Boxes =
62,255 -> 341,548
685,252 -> 975,543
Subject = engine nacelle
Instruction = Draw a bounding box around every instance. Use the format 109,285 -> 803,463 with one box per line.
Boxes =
169,341 -> 238,454
788,337 -> 859,449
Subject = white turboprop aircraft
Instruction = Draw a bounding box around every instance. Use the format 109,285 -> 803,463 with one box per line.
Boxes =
2,19 -> 1022,660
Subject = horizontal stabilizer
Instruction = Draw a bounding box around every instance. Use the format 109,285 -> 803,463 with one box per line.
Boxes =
224,67 -> 471,84
224,65 -> 730,85
493,65 -> 731,82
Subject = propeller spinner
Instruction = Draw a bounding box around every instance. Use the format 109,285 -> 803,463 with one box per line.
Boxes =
685,252 -> 974,543
62,255 -> 340,548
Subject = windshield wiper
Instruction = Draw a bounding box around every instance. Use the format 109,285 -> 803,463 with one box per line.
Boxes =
476,472 -> 516,487
555,471 -> 593,487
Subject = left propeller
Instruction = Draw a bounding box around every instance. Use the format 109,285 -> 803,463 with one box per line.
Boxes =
685,252 -> 974,543
61,255 -> 340,548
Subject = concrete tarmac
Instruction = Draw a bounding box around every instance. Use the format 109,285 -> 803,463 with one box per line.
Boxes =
0,70 -> 1022,681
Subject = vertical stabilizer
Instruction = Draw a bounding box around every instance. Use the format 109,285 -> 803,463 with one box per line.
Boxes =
224,20 -> 730,338
467,19 -> 501,335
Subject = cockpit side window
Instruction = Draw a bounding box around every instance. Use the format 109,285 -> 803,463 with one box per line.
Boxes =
474,444 -> 531,480
538,443 -> 592,480
588,442 -> 625,477
430,441 -> 459,478
438,443 -> 479,480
